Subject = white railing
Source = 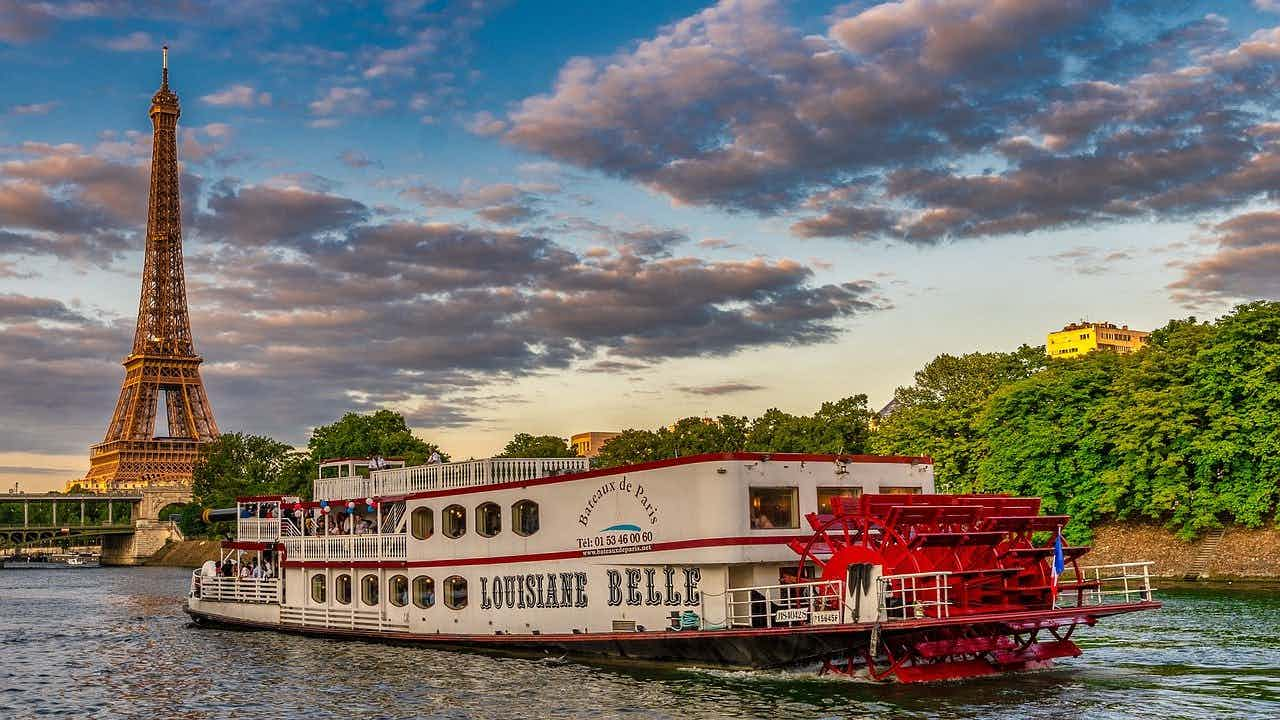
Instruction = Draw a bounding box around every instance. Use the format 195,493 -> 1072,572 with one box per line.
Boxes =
313,457 -> 590,500
715,580 -> 847,629
280,605 -> 409,633
878,571 -> 951,620
192,574 -> 280,604
237,517 -> 284,541
280,533 -> 407,562
1057,561 -> 1155,607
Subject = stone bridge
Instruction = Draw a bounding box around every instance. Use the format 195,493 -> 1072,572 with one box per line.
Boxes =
0,486 -> 191,565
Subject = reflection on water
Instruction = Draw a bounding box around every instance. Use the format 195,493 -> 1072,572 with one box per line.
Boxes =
1,568 -> 1277,719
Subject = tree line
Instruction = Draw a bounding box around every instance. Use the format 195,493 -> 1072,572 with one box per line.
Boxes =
871,302 -> 1280,540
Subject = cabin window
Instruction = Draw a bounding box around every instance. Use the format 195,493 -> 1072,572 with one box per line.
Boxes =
335,574 -> 352,605
817,487 -> 862,514
388,575 -> 409,607
443,504 -> 466,539
413,576 -> 435,609
879,486 -> 922,495
476,502 -> 501,538
361,573 -> 380,606
512,500 -> 539,537
411,507 -> 434,540
443,576 -> 468,610
310,574 -> 326,604
749,487 -> 799,529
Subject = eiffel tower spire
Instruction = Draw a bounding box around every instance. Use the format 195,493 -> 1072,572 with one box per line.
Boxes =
81,47 -> 219,492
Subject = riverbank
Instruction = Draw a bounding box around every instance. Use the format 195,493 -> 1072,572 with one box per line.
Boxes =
1086,522 -> 1280,579
145,539 -> 221,567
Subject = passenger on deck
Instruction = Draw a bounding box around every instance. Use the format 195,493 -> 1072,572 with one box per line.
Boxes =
240,560 -> 255,579
428,450 -> 442,464
220,557 -> 233,576
259,557 -> 273,578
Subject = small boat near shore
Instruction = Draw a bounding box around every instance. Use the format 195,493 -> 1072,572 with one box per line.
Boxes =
1,552 -> 101,569
186,452 -> 1158,682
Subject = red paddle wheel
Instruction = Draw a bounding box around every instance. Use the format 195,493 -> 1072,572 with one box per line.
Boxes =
787,493 -> 1095,682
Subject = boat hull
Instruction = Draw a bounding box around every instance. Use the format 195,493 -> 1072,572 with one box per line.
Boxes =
186,600 -> 1159,671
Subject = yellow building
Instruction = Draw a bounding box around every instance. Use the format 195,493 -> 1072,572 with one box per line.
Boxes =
1047,321 -> 1150,358
571,431 -> 620,458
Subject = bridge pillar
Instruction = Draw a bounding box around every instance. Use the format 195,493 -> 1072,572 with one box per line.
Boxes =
100,486 -> 192,566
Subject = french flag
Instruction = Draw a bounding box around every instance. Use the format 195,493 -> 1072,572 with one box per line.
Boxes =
1050,528 -> 1066,602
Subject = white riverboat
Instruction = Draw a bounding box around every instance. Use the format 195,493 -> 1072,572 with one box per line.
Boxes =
186,452 -> 1158,681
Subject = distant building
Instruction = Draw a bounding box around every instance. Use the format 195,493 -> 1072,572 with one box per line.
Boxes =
571,431 -> 620,458
1047,321 -> 1150,358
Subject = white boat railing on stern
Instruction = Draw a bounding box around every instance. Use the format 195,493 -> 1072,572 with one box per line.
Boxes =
192,573 -> 280,604
313,456 -> 590,501
237,517 -> 283,541
715,580 -> 848,629
877,571 -> 951,621
1057,561 -> 1156,607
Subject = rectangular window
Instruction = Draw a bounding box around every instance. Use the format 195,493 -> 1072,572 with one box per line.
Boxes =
879,486 -> 922,495
817,486 -> 862,515
749,487 -> 799,529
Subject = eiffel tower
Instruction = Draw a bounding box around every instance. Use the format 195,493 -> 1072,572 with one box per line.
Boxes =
82,48 -> 219,491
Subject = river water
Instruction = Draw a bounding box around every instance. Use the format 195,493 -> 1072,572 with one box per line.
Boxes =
1,567 -> 1276,719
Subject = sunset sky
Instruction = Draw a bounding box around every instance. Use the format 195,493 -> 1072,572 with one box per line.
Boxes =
2,0 -> 1279,492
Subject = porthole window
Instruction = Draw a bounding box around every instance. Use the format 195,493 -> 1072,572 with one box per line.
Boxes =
476,502 -> 501,538
512,500 -> 539,537
411,507 -> 434,540
443,504 -> 466,539
389,575 -> 409,607
361,573 -> 380,606
335,574 -> 352,605
413,576 -> 435,609
310,574 -> 326,604
443,575 -> 468,610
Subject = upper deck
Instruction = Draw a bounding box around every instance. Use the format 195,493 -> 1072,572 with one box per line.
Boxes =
314,457 -> 590,501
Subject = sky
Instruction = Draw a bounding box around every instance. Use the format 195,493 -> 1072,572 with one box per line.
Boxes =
2,0 -> 1280,492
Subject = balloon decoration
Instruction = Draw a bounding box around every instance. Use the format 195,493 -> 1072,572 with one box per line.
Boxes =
365,497 -> 374,506
319,500 -> 329,508
366,505 -> 375,513
346,501 -> 356,514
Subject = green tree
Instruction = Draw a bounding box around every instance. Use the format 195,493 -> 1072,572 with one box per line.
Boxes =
307,410 -> 447,466
191,432 -> 298,509
595,428 -> 669,468
497,433 -> 578,458
871,346 -> 1046,492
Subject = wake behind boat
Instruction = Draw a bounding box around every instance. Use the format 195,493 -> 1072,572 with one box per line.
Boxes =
185,452 -> 1158,682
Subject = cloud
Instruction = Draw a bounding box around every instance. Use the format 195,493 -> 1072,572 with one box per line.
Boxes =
103,30 -> 153,51
201,84 -> 272,108
9,102 -> 58,116
308,86 -> 392,126
1169,211 -> 1280,305
504,1 -> 1280,246
400,180 -> 553,225
0,1 -> 54,43
679,382 -> 765,396
1038,245 -> 1133,275
465,111 -> 507,137
338,149 -> 381,169
194,180 -> 369,248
